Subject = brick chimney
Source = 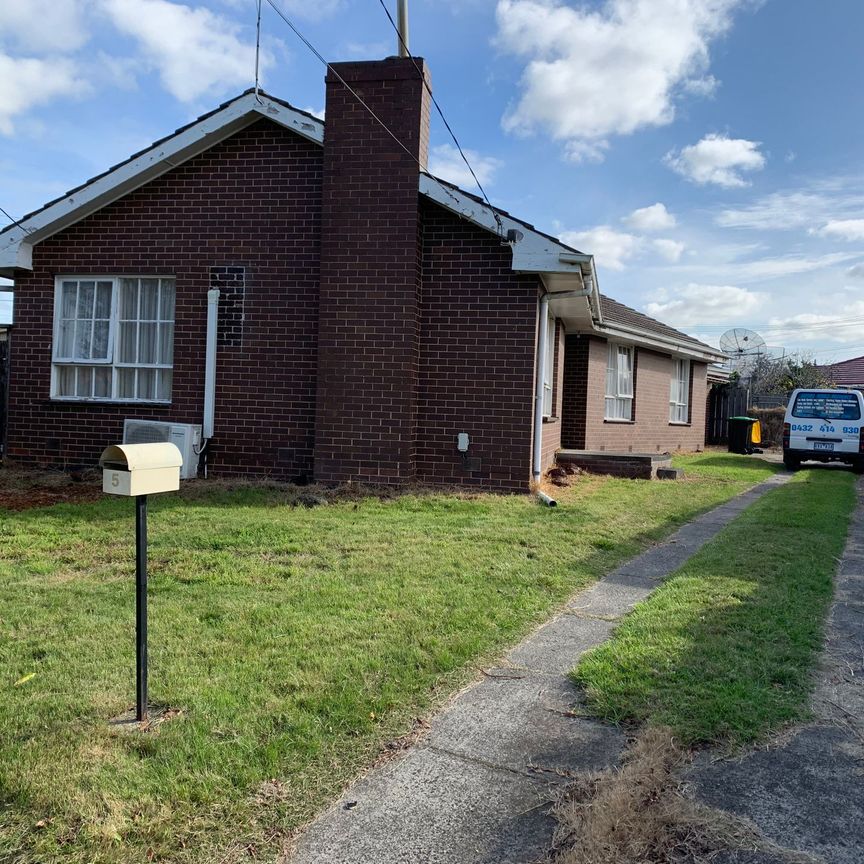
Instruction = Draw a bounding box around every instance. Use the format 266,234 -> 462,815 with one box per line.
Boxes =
314,58 -> 432,484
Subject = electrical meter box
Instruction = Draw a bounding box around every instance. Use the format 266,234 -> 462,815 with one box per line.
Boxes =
100,442 -> 183,496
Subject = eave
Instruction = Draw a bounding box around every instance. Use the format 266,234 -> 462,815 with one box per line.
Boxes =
593,320 -> 727,364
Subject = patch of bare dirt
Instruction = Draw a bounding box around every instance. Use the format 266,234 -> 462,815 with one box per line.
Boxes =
0,463 -> 102,511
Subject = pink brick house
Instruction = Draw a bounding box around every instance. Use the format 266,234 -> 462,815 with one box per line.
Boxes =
0,57 -> 723,491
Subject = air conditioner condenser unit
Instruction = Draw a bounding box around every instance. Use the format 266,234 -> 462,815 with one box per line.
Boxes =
123,420 -> 202,480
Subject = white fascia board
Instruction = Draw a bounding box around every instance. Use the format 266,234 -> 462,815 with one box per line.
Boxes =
419,174 -> 587,276
419,174 -> 604,324
0,93 -> 324,275
595,321 -> 727,364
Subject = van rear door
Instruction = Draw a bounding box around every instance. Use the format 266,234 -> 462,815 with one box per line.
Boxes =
788,390 -> 862,456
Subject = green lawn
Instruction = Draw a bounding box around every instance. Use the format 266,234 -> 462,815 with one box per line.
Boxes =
574,467 -> 857,746
0,453 -> 776,863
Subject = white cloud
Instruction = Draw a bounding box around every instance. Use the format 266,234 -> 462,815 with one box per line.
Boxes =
623,202 -> 676,232
682,74 -> 719,97
665,134 -> 765,187
0,54 -> 90,135
0,1 -> 89,52
846,263 -> 864,281
715,179 -> 864,231
646,283 -> 765,326
559,226 -> 642,271
653,238 -> 686,262
428,144 -> 503,190
100,0 -> 269,103
302,107 -> 325,121
814,219 -> 864,242
716,191 -> 829,230
672,251 -> 861,284
495,0 -> 747,159
767,302 -> 864,344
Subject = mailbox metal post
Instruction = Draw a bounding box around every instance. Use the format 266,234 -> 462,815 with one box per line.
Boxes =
135,495 -> 148,722
99,442 -> 183,726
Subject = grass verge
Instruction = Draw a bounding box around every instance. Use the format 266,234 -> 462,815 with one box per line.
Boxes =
0,453 -> 776,863
573,468 -> 857,746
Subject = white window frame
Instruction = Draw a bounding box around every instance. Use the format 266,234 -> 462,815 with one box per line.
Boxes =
669,358 -> 690,424
51,275 -> 175,404
543,311 -> 556,418
605,342 -> 634,421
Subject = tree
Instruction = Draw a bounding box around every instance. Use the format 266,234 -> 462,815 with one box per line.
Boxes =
748,353 -> 832,395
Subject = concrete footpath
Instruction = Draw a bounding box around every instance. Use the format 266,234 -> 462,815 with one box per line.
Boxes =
285,473 -> 791,864
687,476 -> 864,864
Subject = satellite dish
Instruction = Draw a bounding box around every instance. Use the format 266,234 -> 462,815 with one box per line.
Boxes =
719,328 -> 767,377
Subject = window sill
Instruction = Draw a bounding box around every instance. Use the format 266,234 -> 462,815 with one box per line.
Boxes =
669,422 -> 691,427
48,399 -> 172,407
604,418 -> 635,424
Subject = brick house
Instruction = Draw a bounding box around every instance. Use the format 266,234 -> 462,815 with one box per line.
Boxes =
0,57 -> 723,492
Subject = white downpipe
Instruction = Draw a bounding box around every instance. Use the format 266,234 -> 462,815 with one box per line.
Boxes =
203,289 -> 220,440
532,293 -> 550,482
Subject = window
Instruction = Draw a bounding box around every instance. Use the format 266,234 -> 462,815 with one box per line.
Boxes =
52,277 -> 175,402
792,391 -> 861,421
543,311 -> 556,417
669,358 -> 690,423
605,343 -> 633,420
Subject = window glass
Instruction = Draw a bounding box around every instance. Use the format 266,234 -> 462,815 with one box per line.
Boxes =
605,343 -> 634,420
53,276 -> 175,402
792,392 -> 861,421
669,359 -> 690,423
543,312 -> 555,416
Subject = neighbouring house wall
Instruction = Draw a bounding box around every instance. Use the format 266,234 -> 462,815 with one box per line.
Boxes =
540,319 -> 566,472
415,200 -> 539,492
562,334 -> 707,453
6,119 -> 323,478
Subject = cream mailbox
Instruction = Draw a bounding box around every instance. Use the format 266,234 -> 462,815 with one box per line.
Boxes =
100,441 -> 184,724
99,443 -> 183,497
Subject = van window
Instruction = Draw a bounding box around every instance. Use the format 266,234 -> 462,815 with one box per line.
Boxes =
792,391 -> 861,421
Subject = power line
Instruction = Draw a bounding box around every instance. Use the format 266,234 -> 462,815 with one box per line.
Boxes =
0,205 -> 33,236
373,0 -> 504,237
261,0 -> 464,214
684,316 -> 864,341
254,0 -> 263,103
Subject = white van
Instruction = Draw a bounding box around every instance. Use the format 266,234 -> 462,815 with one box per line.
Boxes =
783,388 -> 864,471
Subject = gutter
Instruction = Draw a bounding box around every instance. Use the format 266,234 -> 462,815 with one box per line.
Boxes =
594,321 -> 727,364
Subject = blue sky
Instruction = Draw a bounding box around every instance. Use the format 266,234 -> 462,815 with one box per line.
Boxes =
1,0 -> 863,362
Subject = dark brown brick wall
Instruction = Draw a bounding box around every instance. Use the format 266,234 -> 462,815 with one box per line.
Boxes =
314,58 -> 432,484
6,119 -> 322,478
561,334 -> 589,449
415,201 -> 541,491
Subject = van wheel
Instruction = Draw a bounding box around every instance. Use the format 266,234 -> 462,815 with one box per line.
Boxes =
853,460 -> 864,475
784,456 -> 800,471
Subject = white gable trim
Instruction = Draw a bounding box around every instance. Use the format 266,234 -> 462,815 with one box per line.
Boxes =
0,93 -> 324,276
418,173 -> 602,323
